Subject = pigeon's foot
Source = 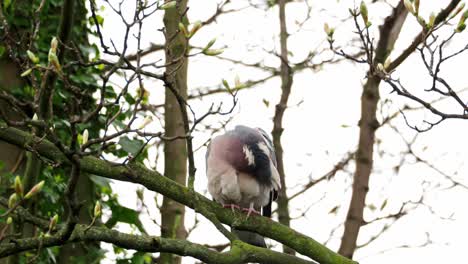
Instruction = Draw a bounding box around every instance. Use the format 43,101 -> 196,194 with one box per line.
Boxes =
223,204 -> 241,212
242,203 -> 260,218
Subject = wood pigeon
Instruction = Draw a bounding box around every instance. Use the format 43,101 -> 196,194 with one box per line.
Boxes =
205,125 -> 281,247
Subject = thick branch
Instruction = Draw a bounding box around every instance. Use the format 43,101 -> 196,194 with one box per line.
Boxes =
338,2 -> 408,258
0,126 -> 356,264
272,0 -> 294,255
0,219 -> 314,264
161,1 -> 189,263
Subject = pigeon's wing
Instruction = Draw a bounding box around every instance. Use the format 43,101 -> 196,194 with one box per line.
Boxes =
254,128 -> 281,218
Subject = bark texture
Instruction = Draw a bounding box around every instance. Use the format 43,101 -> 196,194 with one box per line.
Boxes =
161,1 -> 189,263
0,34 -> 25,264
338,2 -> 408,258
272,0 -> 294,255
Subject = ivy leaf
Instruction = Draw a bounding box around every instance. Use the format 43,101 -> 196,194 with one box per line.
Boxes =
89,174 -> 111,188
124,93 -> 136,105
105,204 -> 147,234
118,136 -> 144,156
113,119 -> 126,129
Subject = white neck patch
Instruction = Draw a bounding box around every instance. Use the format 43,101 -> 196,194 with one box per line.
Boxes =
257,142 -> 270,157
243,145 -> 255,166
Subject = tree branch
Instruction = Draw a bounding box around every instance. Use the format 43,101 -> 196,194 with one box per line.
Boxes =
0,126 -> 356,264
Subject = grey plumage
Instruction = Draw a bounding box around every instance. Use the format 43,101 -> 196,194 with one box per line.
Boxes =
205,125 -> 281,247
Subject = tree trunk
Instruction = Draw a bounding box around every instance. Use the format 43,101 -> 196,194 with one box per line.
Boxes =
161,1 -> 189,263
338,2 -> 408,258
272,0 -> 294,255
0,48 -> 26,264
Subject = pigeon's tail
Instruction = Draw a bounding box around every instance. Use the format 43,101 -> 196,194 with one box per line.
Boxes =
232,229 -> 266,248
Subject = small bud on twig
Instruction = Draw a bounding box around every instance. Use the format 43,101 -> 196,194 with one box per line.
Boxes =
188,21 -> 202,38
20,69 -> 32,77
456,23 -> 466,32
138,116 -> 153,130
428,12 -> 436,29
234,75 -> 241,88
204,38 -> 216,51
324,23 -> 335,38
48,214 -> 59,232
456,10 -> 468,32
48,37 -> 61,73
222,79 -> 233,94
14,176 -> 23,197
360,1 -> 369,25
94,201 -> 102,218
26,50 -> 39,64
404,0 -> 415,15
202,49 -> 224,56
414,0 -> 420,15
50,37 -> 58,52
384,57 -> 391,69
24,180 -> 45,199
450,3 -> 465,19
178,22 -> 188,38
377,63 -> 385,73
222,79 -> 230,90
82,129 -> 89,145
8,193 -> 18,209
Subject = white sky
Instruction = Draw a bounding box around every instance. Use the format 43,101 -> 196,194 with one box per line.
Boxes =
94,0 -> 468,263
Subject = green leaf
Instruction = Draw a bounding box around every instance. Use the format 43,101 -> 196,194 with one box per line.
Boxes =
89,174 -> 111,188
118,136 -> 144,156
3,0 -> 11,10
380,199 -> 388,210
95,15 -> 104,26
124,93 -> 136,105
46,248 -> 57,263
106,203 -> 146,234
131,252 -> 151,264
113,119 -> 126,129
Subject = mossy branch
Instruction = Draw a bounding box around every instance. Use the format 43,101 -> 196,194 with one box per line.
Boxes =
0,198 -> 314,264
0,126 -> 357,264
